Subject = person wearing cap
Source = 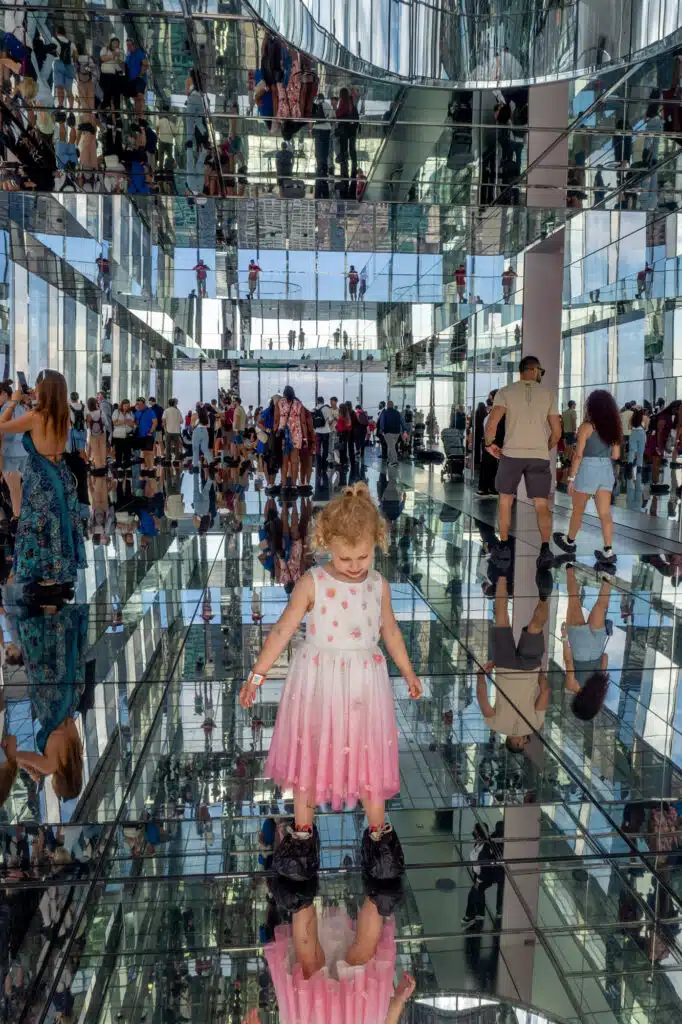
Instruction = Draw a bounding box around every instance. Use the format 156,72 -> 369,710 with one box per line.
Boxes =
484,355 -> 562,571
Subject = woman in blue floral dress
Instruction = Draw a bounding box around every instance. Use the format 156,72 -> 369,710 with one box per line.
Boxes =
14,598 -> 87,801
0,370 -> 85,587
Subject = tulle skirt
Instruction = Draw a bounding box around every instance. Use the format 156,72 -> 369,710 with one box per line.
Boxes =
265,644 -> 400,811
265,910 -> 396,1023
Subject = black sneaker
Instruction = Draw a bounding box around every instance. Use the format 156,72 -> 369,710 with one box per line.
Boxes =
269,873 -> 319,914
594,548 -> 617,563
490,544 -> 512,571
363,873 -> 404,917
535,568 -> 554,601
272,825 -> 320,881
361,824 -> 405,881
553,532 -> 576,554
536,546 -> 555,570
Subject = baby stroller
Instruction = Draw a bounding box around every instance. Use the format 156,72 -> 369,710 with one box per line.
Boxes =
440,427 -> 465,481
412,422 -> 426,458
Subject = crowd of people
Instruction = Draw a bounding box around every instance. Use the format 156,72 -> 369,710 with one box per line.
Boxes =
0,15 -> 374,201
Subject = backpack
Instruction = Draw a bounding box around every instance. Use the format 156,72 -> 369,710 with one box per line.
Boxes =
58,38 -> 72,65
357,410 -> 368,427
90,413 -> 103,435
71,404 -> 85,431
404,409 -> 413,424
312,407 -> 326,430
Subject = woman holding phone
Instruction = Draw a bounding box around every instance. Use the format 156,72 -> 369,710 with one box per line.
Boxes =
0,369 -> 85,590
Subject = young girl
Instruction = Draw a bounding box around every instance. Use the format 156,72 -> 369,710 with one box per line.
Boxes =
553,389 -> 622,564
86,396 -> 106,469
240,483 -> 422,881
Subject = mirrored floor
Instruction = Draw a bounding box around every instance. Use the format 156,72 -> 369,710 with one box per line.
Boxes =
4,448 -> 682,1023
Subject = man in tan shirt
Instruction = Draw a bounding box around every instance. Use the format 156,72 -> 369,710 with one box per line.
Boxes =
484,355 -> 562,570
477,573 -> 550,751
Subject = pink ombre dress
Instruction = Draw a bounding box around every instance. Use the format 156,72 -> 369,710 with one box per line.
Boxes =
265,566 -> 400,811
265,910 -> 396,1023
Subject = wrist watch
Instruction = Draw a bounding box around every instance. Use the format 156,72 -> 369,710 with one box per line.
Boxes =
247,671 -> 266,687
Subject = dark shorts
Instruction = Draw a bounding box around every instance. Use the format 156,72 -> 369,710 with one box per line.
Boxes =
135,435 -> 154,451
490,626 -> 545,670
495,456 -> 551,499
563,432 -> 576,446
126,76 -> 146,97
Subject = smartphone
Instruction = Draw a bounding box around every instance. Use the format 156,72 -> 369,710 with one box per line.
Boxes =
16,371 -> 29,395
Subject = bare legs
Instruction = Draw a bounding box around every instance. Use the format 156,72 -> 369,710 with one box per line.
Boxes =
4,471 -> 22,518
294,791 -> 385,832
498,493 -> 513,542
533,496 -> 552,544
593,488 -> 614,549
568,488 -> 612,549
567,490 -> 590,542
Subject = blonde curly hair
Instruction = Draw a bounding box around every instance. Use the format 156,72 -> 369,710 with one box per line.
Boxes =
311,482 -> 389,553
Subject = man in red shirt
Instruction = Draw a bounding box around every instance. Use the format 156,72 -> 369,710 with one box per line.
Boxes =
193,259 -> 210,298
348,265 -> 359,300
454,262 -> 466,302
248,259 -> 261,298
636,263 -> 652,298
501,266 -> 517,303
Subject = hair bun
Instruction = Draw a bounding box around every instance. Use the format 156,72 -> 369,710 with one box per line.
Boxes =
343,482 -> 370,500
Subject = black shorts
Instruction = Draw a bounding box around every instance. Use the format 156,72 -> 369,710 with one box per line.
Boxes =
489,626 -> 544,670
135,436 -> 154,451
125,76 -> 146,97
495,456 -> 551,499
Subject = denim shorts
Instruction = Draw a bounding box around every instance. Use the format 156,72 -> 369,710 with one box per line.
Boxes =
2,455 -> 27,474
567,624 -> 607,662
573,456 -> 614,495
53,60 -> 75,88
69,428 -> 87,452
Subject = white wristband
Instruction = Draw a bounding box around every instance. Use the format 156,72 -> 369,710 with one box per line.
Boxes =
247,671 -> 266,688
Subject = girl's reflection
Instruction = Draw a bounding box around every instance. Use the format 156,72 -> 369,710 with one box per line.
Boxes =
253,880 -> 415,1022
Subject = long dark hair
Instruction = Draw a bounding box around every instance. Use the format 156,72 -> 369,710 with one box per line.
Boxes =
36,369 -> 70,439
197,406 -> 209,426
572,672 -> 609,721
631,408 -> 644,429
585,390 -> 622,445
336,87 -> 356,119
